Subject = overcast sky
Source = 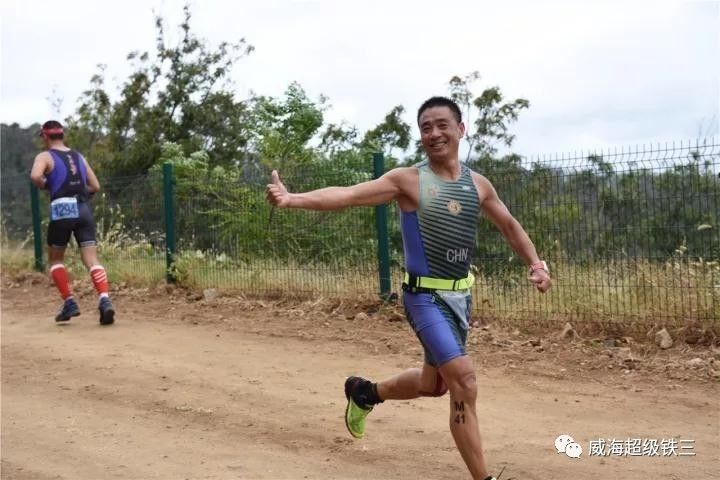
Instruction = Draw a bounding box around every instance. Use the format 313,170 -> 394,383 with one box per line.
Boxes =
1,0 -> 718,157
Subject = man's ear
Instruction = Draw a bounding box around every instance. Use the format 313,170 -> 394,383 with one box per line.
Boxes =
458,121 -> 466,138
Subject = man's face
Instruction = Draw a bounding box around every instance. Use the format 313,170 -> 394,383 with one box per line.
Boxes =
418,106 -> 465,162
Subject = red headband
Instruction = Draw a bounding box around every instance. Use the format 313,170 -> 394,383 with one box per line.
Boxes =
41,128 -> 64,135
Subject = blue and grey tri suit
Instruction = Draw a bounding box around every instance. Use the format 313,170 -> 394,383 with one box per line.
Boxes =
45,149 -> 96,248
401,160 -> 479,367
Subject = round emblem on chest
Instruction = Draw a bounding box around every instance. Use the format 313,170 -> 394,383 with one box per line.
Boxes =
447,200 -> 462,215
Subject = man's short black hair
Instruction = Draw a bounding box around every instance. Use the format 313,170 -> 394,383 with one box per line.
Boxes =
417,96 -> 462,124
40,120 -> 64,140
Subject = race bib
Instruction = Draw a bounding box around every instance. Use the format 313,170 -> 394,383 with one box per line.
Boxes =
50,197 -> 79,221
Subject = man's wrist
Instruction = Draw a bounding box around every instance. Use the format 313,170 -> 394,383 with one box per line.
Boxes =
529,260 -> 549,274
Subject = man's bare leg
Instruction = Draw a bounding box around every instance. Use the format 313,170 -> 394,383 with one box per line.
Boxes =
439,355 -> 490,480
376,362 -> 446,400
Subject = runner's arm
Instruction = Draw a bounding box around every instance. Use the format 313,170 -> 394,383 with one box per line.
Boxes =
267,168 -> 409,210
29,153 -> 50,189
84,162 -> 101,193
476,174 -> 552,292
474,173 -> 542,265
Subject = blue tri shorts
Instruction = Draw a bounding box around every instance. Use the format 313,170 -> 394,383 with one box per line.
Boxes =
403,290 -> 472,367
47,200 -> 97,248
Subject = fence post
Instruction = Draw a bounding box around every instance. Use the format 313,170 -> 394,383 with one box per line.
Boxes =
373,152 -> 392,298
163,163 -> 176,283
30,182 -> 44,271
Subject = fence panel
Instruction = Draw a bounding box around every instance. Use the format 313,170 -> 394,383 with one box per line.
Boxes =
171,163 -> 382,297
469,139 -> 719,329
4,139 -> 717,330
89,173 -> 167,286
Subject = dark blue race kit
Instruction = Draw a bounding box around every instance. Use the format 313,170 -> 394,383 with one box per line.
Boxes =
400,161 -> 479,367
45,149 -> 97,248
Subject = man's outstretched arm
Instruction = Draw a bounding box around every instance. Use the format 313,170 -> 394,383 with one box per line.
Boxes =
266,168 -> 410,211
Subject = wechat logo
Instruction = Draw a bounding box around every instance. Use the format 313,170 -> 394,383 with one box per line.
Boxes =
555,434 -> 583,459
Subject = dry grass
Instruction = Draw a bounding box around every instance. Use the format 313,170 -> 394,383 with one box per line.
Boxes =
0,243 -> 35,275
472,258 -> 719,331
3,244 -> 717,332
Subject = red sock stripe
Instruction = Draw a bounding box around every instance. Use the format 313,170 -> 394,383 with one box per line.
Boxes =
50,264 -> 72,300
89,266 -> 109,295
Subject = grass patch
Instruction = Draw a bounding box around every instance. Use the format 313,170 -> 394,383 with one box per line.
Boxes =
0,243 -> 35,275
4,245 -> 718,332
471,258 -> 719,330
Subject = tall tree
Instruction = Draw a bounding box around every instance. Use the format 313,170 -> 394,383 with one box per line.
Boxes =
0,123 -> 42,240
319,122 -> 358,157
360,105 -> 411,164
248,82 -> 326,175
67,4 -> 254,176
449,71 -> 529,161
1,123 -> 41,177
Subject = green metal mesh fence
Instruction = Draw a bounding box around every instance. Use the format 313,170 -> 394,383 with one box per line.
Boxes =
3,139 -> 718,330
171,164 -> 381,296
1,174 -> 34,243
463,139 -> 719,328
91,174 -> 166,285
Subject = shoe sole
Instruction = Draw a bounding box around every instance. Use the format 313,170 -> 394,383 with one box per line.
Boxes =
56,311 -> 80,322
344,376 -> 366,439
344,398 -> 364,439
99,307 -> 115,325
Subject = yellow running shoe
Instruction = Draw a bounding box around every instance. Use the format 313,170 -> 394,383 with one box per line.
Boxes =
344,376 -> 373,439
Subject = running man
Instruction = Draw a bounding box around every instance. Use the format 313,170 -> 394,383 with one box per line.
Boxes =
30,120 -> 115,325
266,96 -> 552,480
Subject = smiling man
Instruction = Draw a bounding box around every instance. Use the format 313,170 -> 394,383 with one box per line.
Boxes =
266,96 -> 551,480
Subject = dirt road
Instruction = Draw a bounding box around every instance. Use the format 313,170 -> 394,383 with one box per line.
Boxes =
1,280 -> 718,479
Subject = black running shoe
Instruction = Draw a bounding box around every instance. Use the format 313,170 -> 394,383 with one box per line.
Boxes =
98,297 -> 115,325
55,298 -> 80,322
